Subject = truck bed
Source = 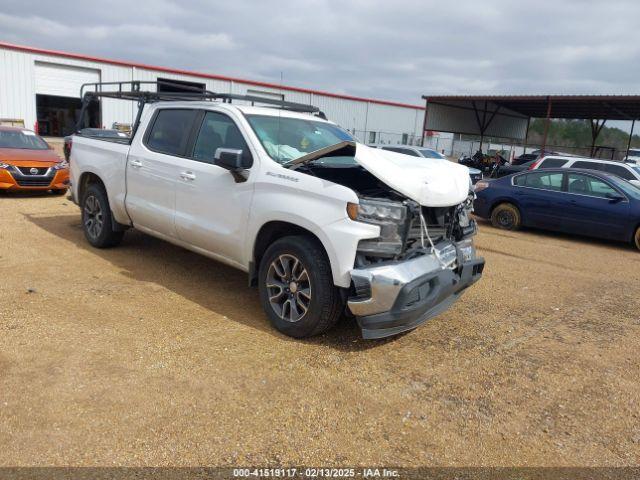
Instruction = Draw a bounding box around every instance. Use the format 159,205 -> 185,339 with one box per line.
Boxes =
69,135 -> 132,226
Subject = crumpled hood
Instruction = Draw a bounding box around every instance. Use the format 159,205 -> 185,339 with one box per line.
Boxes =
354,144 -> 471,207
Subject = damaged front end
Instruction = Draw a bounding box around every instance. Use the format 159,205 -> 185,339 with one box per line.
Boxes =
346,192 -> 484,339
294,143 -> 484,338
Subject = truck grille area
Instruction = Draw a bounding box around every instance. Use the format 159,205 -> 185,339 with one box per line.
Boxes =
404,206 -> 456,250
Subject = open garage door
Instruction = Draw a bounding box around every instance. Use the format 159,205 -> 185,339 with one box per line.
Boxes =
35,62 -> 101,136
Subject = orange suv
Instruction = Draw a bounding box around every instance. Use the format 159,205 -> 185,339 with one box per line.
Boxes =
0,126 -> 69,194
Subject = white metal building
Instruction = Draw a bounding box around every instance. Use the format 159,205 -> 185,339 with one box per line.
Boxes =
0,42 -> 425,145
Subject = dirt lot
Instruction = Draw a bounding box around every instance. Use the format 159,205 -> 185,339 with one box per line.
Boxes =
1,192 -> 639,467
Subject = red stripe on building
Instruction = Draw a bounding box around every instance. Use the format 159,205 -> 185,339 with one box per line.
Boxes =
0,41 -> 424,111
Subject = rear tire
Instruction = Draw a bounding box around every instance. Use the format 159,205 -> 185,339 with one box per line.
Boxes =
491,203 -> 521,230
81,183 -> 124,248
634,227 -> 640,251
258,235 -> 343,338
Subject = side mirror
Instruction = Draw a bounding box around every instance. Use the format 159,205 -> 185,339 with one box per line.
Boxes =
606,192 -> 624,203
214,148 -> 248,183
214,148 -> 243,170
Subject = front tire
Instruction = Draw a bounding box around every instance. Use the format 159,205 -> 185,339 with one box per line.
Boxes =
491,203 -> 521,230
258,236 -> 343,338
81,183 -> 124,248
634,227 -> 640,251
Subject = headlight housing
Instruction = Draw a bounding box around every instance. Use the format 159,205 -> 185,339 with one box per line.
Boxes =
53,161 -> 69,170
0,163 -> 11,169
348,198 -> 407,257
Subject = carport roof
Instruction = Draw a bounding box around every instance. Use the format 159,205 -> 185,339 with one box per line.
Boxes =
422,95 -> 640,120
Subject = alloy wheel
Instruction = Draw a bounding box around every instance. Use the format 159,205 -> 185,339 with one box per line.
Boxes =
266,254 -> 311,323
84,194 -> 104,240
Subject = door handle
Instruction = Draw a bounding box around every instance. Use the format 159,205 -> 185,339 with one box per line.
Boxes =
129,159 -> 143,168
180,171 -> 196,181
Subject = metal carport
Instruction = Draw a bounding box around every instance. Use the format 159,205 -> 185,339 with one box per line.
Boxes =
421,95 -> 640,158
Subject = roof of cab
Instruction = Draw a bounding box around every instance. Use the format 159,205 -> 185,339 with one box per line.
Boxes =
150,100 -> 334,122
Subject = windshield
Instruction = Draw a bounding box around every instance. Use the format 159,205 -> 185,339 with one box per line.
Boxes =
245,114 -> 354,164
628,149 -> 640,156
0,129 -> 49,150
418,148 -> 445,159
607,175 -> 640,200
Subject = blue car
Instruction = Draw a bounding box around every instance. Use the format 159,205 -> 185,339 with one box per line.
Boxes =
473,168 -> 640,251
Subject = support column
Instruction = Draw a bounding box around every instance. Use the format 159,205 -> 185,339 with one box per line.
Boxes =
421,98 -> 429,147
541,97 -> 552,154
590,119 -> 607,157
625,119 -> 636,160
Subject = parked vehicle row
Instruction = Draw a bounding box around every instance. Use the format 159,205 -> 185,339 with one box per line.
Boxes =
0,126 -> 69,194
69,83 -> 484,340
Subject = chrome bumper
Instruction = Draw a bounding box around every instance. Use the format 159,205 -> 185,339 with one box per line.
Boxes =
348,240 -> 484,339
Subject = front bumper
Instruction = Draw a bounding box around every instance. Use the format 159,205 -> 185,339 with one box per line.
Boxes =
348,241 -> 484,339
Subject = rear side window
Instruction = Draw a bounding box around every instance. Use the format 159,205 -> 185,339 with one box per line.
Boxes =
538,158 -> 568,169
513,174 -> 527,186
146,109 -> 197,156
601,163 -> 635,181
192,111 -> 252,166
572,160 -> 601,171
518,172 -> 564,191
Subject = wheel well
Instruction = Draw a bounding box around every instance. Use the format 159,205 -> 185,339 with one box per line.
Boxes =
77,173 -> 128,232
249,221 -> 325,286
78,172 -> 104,202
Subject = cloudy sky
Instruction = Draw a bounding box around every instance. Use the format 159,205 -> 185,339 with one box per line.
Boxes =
1,0 -> 639,106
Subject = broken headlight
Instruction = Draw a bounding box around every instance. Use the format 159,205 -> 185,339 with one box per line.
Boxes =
455,194 -> 477,239
348,198 -> 407,257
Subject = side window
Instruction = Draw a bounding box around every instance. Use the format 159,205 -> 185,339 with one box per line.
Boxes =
601,164 -> 635,181
513,174 -> 527,186
146,109 -> 197,156
538,158 -> 568,169
192,111 -> 252,167
567,173 -> 618,198
523,172 -> 563,191
572,161 -> 601,171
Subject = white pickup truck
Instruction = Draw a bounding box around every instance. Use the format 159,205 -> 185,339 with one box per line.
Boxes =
70,88 -> 484,339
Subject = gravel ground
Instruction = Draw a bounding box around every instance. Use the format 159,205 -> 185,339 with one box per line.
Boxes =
0,192 -> 639,467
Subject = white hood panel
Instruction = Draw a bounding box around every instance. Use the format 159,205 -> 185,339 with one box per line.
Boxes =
354,145 -> 470,207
